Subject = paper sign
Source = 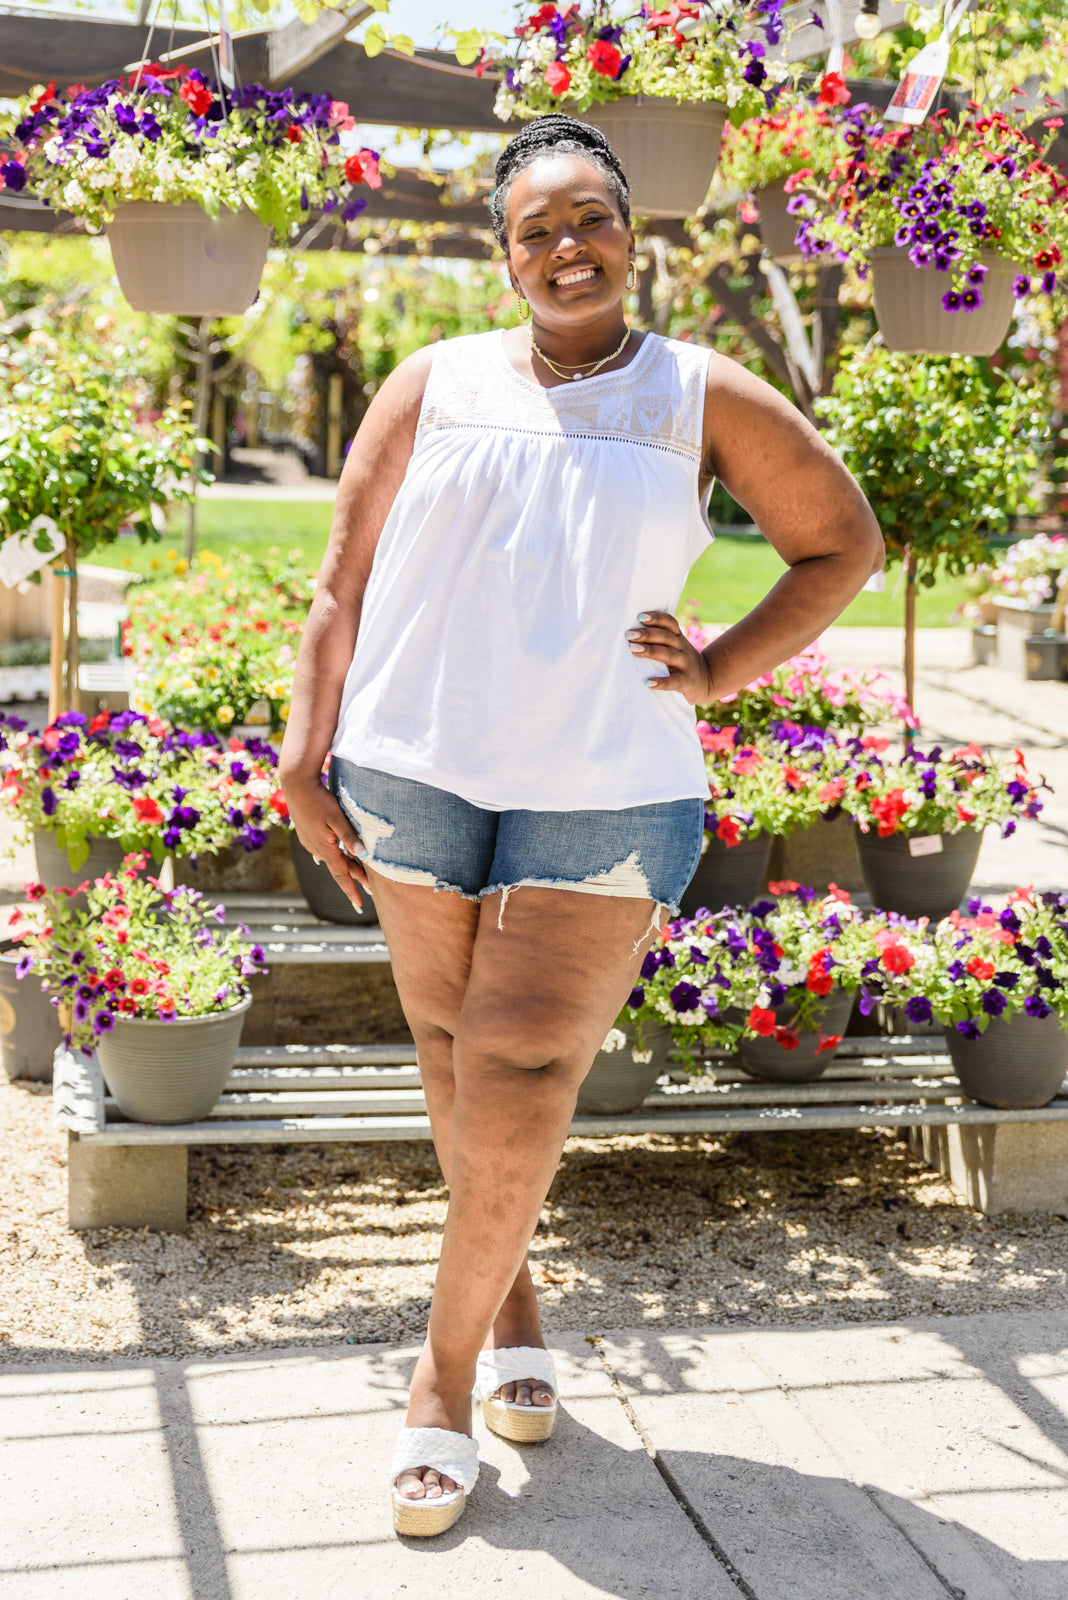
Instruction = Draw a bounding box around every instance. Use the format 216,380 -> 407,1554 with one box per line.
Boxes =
908,834 -> 944,857
886,0 -> 971,126
0,516 -> 64,593
218,0 -> 235,89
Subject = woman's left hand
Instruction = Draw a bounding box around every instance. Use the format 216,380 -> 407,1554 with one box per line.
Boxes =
626,611 -> 715,707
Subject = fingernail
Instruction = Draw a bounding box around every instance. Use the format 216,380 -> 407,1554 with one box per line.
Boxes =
629,644 -> 644,654
625,629 -> 642,640
646,677 -> 659,687
354,845 -> 367,861
638,611 -> 653,622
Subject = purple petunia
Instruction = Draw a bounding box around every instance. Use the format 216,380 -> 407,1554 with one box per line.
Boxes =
669,981 -> 702,1013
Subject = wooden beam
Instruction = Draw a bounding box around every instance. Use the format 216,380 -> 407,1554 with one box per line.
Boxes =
266,3 -> 373,86
0,12 -> 206,96
766,1 -> 911,66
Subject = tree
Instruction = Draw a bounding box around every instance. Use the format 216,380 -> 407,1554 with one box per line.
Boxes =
816,346 -> 1043,716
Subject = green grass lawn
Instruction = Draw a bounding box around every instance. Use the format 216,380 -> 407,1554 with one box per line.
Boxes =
94,504 -> 964,628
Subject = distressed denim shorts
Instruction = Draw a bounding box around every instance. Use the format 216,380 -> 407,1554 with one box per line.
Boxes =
329,759 -> 703,918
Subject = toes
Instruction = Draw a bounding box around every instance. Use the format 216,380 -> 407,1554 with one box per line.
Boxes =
396,1467 -> 459,1501
514,1381 -> 533,1407
533,1386 -> 555,1408
496,1382 -> 518,1403
397,1469 -> 426,1500
422,1470 -> 443,1499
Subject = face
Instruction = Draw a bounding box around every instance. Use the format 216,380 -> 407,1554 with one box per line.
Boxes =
506,154 -> 633,325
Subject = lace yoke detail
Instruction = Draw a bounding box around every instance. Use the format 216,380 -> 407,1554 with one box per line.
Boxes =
416,330 -> 706,462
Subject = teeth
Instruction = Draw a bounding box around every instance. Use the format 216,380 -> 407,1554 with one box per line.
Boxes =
554,267 -> 597,286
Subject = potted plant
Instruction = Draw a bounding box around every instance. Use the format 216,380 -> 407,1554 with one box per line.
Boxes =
6,70 -> 381,316
718,81 -> 849,260
792,103 -> 1068,353
0,335 -> 203,716
625,882 -> 872,1084
469,0 -> 790,218
576,1014 -> 676,1114
875,888 -> 1068,1109
0,709 -> 289,888
12,856 -> 266,1122
816,346 -> 1041,714
684,720 -> 845,915
843,739 -> 1045,920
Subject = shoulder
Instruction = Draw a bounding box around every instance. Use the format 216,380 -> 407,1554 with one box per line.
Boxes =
640,332 -> 712,375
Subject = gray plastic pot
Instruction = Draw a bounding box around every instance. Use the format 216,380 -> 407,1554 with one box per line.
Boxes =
680,831 -> 773,918
854,825 -> 982,921
33,830 -> 127,892
579,99 -> 727,219
0,940 -> 62,1082
754,181 -> 804,261
945,1009 -> 1068,1109
289,833 -> 377,925
869,246 -> 1014,356
576,1022 -> 675,1115
736,986 -> 856,1084
107,202 -> 270,317
96,994 -> 251,1124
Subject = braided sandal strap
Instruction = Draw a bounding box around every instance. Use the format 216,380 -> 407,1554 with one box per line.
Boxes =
390,1426 -> 479,1495
475,1345 -> 557,1402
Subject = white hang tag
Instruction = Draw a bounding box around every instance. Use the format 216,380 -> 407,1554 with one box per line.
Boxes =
0,516 -> 64,592
908,834 -> 944,857
862,568 -> 886,593
823,0 -> 845,78
886,0 -> 971,126
218,0 -> 236,90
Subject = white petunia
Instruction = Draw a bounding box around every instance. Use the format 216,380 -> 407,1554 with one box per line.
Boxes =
600,1027 -> 626,1054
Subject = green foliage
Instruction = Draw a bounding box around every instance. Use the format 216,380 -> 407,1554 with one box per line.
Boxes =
815,348 -> 1042,583
0,335 -> 205,559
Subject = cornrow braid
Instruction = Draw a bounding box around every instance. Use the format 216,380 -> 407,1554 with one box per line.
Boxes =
489,113 -> 630,252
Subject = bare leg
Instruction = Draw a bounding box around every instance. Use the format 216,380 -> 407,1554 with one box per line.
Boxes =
403,886 -> 658,1470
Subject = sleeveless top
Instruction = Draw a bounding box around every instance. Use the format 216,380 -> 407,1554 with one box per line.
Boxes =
331,328 -> 714,812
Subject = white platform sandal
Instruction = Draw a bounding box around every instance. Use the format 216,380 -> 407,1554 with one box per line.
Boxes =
475,1346 -> 558,1443
390,1426 -> 480,1537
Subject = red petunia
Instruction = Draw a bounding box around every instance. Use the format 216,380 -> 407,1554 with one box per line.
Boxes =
816,1034 -> 842,1055
767,880 -> 799,896
956,803 -> 976,824
716,815 -> 741,848
286,124 -> 303,144
29,80 -> 56,114
818,777 -> 847,805
529,2 -> 559,26
818,71 -> 851,107
587,40 -> 623,77
344,152 -> 365,184
870,788 -> 909,837
966,956 -> 995,981
748,1006 -> 777,1037
730,747 -> 763,776
773,1026 -> 800,1050
545,60 -> 572,96
782,765 -> 804,791
132,796 -> 164,825
268,789 -> 289,819
179,80 -> 213,117
881,943 -> 916,975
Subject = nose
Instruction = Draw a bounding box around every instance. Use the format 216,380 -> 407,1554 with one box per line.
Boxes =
550,226 -> 584,257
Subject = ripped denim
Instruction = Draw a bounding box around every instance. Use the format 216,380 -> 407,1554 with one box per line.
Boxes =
329,759 -> 704,922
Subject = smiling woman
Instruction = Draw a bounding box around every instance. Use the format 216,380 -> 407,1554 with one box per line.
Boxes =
277,112 -> 883,1538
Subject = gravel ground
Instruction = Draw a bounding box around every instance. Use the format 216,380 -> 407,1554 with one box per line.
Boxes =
2,636 -> 1067,1369
4,1072 -> 1068,1367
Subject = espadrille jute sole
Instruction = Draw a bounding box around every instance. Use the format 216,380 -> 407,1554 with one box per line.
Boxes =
391,1487 -> 466,1537
481,1397 -> 557,1442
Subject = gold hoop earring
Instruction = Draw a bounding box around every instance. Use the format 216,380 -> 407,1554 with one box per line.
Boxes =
515,290 -> 529,321
626,259 -> 637,291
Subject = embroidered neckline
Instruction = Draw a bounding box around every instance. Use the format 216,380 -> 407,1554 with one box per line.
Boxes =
495,327 -> 655,398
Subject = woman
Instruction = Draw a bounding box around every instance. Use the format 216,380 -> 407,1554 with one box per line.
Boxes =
280,114 -> 883,1536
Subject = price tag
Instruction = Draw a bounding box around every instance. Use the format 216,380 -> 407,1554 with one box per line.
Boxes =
218,0 -> 235,90
0,516 -> 64,593
886,0 -> 971,126
908,834 -> 944,858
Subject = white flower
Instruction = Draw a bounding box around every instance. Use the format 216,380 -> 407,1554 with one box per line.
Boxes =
778,965 -> 805,986
43,136 -> 64,164
630,1048 -> 653,1064
63,180 -> 86,210
601,1027 -> 626,1054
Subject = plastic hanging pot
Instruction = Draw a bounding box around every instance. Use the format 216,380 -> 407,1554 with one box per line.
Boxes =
753,181 -> 805,262
736,985 -> 856,1084
680,831 -> 773,919
854,825 -> 983,921
944,1009 -> 1068,1110
577,98 -> 727,218
289,832 -> 377,925
575,1021 -> 675,1114
96,994 -> 252,1124
33,829 -> 127,893
869,247 -> 1014,356
106,202 -> 271,317
0,940 -> 63,1082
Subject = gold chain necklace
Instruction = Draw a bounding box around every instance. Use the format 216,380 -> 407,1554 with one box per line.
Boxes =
529,328 -> 630,381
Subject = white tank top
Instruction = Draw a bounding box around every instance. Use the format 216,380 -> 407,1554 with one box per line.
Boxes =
331,328 -> 714,811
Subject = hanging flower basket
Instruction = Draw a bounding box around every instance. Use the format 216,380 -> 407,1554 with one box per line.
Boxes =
579,99 -> 728,219
106,202 -> 271,317
753,180 -> 805,262
870,247 -> 1015,356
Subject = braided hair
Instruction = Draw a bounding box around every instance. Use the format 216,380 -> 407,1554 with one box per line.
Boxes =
489,113 -> 630,252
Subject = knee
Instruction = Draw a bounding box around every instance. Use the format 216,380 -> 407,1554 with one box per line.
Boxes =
455,1009 -> 585,1076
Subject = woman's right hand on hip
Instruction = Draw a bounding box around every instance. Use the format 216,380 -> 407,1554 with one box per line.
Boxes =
282,775 -> 369,906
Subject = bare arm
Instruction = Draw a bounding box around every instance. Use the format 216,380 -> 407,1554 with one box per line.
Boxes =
278,346 -> 433,902
627,353 -> 884,704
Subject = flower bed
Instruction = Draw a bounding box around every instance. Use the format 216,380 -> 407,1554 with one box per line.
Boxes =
124,549 -> 313,735
0,709 -> 288,868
